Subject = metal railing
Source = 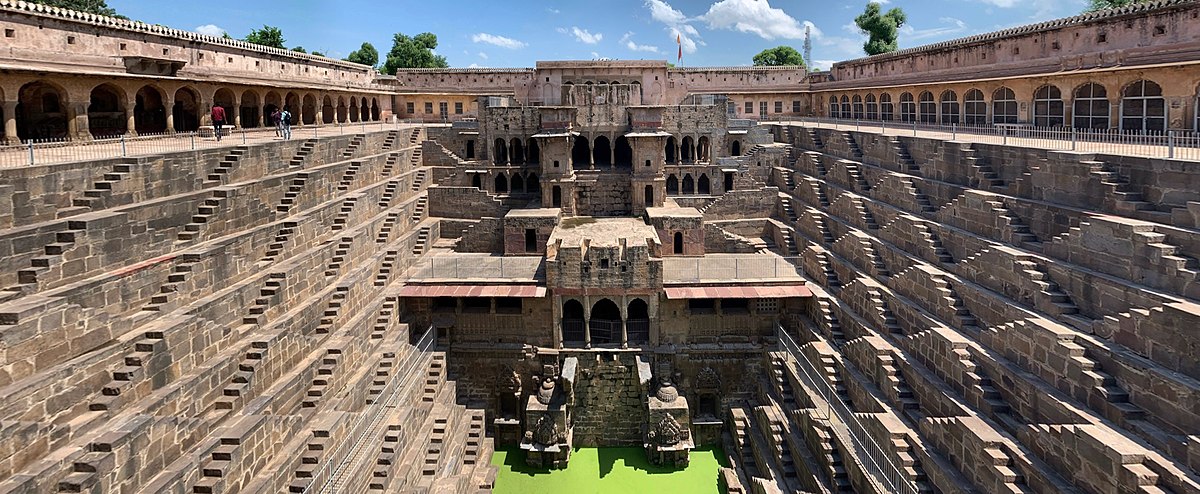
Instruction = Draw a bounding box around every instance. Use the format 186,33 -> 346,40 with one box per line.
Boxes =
663,256 -> 802,282
0,121 -> 406,168
406,256 -> 545,280
777,326 -> 919,494
781,116 -> 1200,161
301,325 -> 436,494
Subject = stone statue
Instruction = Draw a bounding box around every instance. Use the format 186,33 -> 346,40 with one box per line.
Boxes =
532,413 -> 560,446
655,377 -> 679,403
651,414 -> 685,446
536,375 -> 556,405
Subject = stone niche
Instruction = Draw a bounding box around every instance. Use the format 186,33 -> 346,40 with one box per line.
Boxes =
520,358 -> 577,468
504,208 -> 561,255
644,375 -> 694,467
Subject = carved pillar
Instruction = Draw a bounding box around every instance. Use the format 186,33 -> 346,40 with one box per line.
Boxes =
232,94 -> 242,129
620,295 -> 628,349
315,96 -> 324,127
583,296 -> 592,349
2,101 -> 18,145
69,102 -> 88,141
199,99 -> 213,127
125,96 -> 137,136
164,91 -> 176,133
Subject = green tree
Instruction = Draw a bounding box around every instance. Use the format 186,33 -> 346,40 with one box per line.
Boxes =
752,45 -> 806,67
382,32 -> 448,74
1085,0 -> 1150,11
345,42 -> 380,66
312,51 -> 326,57
855,2 -> 907,56
243,25 -> 286,49
291,46 -> 307,53
29,0 -> 120,17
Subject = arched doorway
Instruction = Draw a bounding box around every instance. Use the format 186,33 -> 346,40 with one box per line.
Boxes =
681,136 -> 694,162
698,174 -> 711,195
495,174 -> 509,193
1121,80 -> 1165,133
614,136 -> 632,167
666,174 -> 679,194
590,299 -> 620,345
682,174 -> 695,194
572,135 -> 590,168
322,96 -> 335,124
627,299 -> 650,345
336,96 -> 348,123
645,185 -> 654,205
471,174 -> 482,189
134,85 -> 167,134
263,91 -> 282,126
527,139 -> 540,164
552,186 -> 562,207
673,232 -> 684,254
697,136 -> 710,162
284,92 -> 300,121
562,300 -> 585,345
17,81 -> 68,141
212,87 -> 236,127
665,136 -> 677,163
348,97 -> 360,122
88,83 -> 127,137
493,138 -> 507,165
360,97 -> 370,122
240,90 -> 260,128
730,140 -> 741,156
371,98 -> 380,121
593,135 -> 611,166
302,94 -> 317,125
512,174 -> 525,194
173,87 -> 201,132
724,172 -> 734,192
509,138 -> 524,164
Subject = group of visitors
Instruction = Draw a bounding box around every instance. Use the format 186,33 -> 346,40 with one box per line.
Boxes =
209,105 -> 292,141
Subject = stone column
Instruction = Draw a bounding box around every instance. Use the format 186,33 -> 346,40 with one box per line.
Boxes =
2,101 -> 18,145
620,295 -> 628,349
69,103 -> 89,141
315,100 -> 324,127
199,99 -> 213,127
232,94 -> 242,129
124,96 -> 137,136
583,296 -> 592,349
164,92 -> 176,134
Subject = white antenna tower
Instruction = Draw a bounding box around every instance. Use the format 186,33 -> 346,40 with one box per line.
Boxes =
803,25 -> 812,67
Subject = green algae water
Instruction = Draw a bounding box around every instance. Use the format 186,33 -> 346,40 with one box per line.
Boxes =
491,447 -> 728,494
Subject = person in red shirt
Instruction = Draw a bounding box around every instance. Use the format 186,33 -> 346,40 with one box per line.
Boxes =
211,105 -> 226,141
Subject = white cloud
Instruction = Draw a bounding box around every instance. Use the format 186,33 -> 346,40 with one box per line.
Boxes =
699,0 -> 807,40
645,0 -> 702,54
478,51 -> 489,59
899,17 -> 968,42
621,32 -> 659,53
468,63 -> 483,68
194,24 -> 225,37
812,60 -> 836,71
471,33 -> 526,49
871,0 -> 889,3
972,0 -> 1021,6
547,7 -> 561,14
570,27 -> 603,44
591,51 -> 602,59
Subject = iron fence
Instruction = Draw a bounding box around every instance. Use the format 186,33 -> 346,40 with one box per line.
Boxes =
783,116 -> 1200,161
301,325 -> 435,494
777,326 -> 919,494
0,121 -> 405,168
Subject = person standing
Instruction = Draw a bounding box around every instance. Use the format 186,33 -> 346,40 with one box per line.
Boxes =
280,108 -> 292,140
271,108 -> 282,137
211,105 -> 226,142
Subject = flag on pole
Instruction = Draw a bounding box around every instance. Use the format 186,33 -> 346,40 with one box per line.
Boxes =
676,34 -> 682,64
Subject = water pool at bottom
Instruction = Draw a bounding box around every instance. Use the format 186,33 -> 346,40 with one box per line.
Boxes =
491,446 -> 728,494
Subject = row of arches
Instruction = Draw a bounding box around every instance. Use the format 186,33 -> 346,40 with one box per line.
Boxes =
569,135 -> 634,168
666,172 -> 734,195
561,298 -> 650,346
472,171 -> 541,195
3,79 -> 385,142
492,138 -> 540,165
664,135 -> 712,163
826,80 -> 1172,133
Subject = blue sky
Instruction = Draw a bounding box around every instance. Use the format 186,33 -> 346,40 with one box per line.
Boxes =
108,0 -> 1092,70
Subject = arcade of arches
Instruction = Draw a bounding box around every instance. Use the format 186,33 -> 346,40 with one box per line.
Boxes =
0,77 -> 387,143
560,297 -> 651,347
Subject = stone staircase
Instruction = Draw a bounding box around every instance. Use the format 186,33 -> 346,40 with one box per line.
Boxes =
61,163 -> 134,216
331,197 -> 358,231
325,237 -> 353,277
410,196 -> 427,223
381,130 -> 400,151
276,174 -> 310,213
177,189 -> 231,242
411,169 -> 428,191
411,226 -> 431,256
341,134 -> 365,159
337,160 -> 363,192
376,212 -> 401,244
378,180 -> 400,208
261,221 -> 299,263
289,139 -> 316,167
891,138 -> 920,172
375,250 -> 398,287
204,146 -> 248,186
140,259 -> 199,313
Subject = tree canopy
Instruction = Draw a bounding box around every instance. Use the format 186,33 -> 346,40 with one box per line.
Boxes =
1084,0 -> 1150,11
243,25 -> 286,49
29,0 -> 121,17
752,46 -> 806,67
291,46 -> 307,54
345,42 -> 380,67
382,32 -> 448,74
854,2 -> 907,56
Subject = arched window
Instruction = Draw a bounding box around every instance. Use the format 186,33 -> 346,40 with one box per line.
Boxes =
992,87 -> 1018,124
526,139 -> 540,164
865,94 -> 878,120
494,138 -> 507,165
880,93 -> 894,121
917,91 -> 934,123
963,89 -> 986,125
509,138 -> 524,164
1034,85 -> 1065,127
667,174 -> 679,194
1073,83 -> 1110,130
627,299 -> 650,344
731,140 -> 741,156
593,135 -> 611,166
527,174 -> 540,194
840,95 -> 851,118
88,83 -> 127,137
589,299 -> 620,345
682,174 -> 695,194
494,174 -> 508,193
1120,80 -> 1165,133
852,95 -> 864,119
572,135 -> 590,168
695,136 -> 709,162
512,174 -> 525,193
615,136 -> 633,166
939,90 -> 959,125
665,136 -> 678,163
562,300 -> 585,344
471,174 -> 482,189
681,136 -> 695,162
829,96 -> 839,118
698,174 -> 711,195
